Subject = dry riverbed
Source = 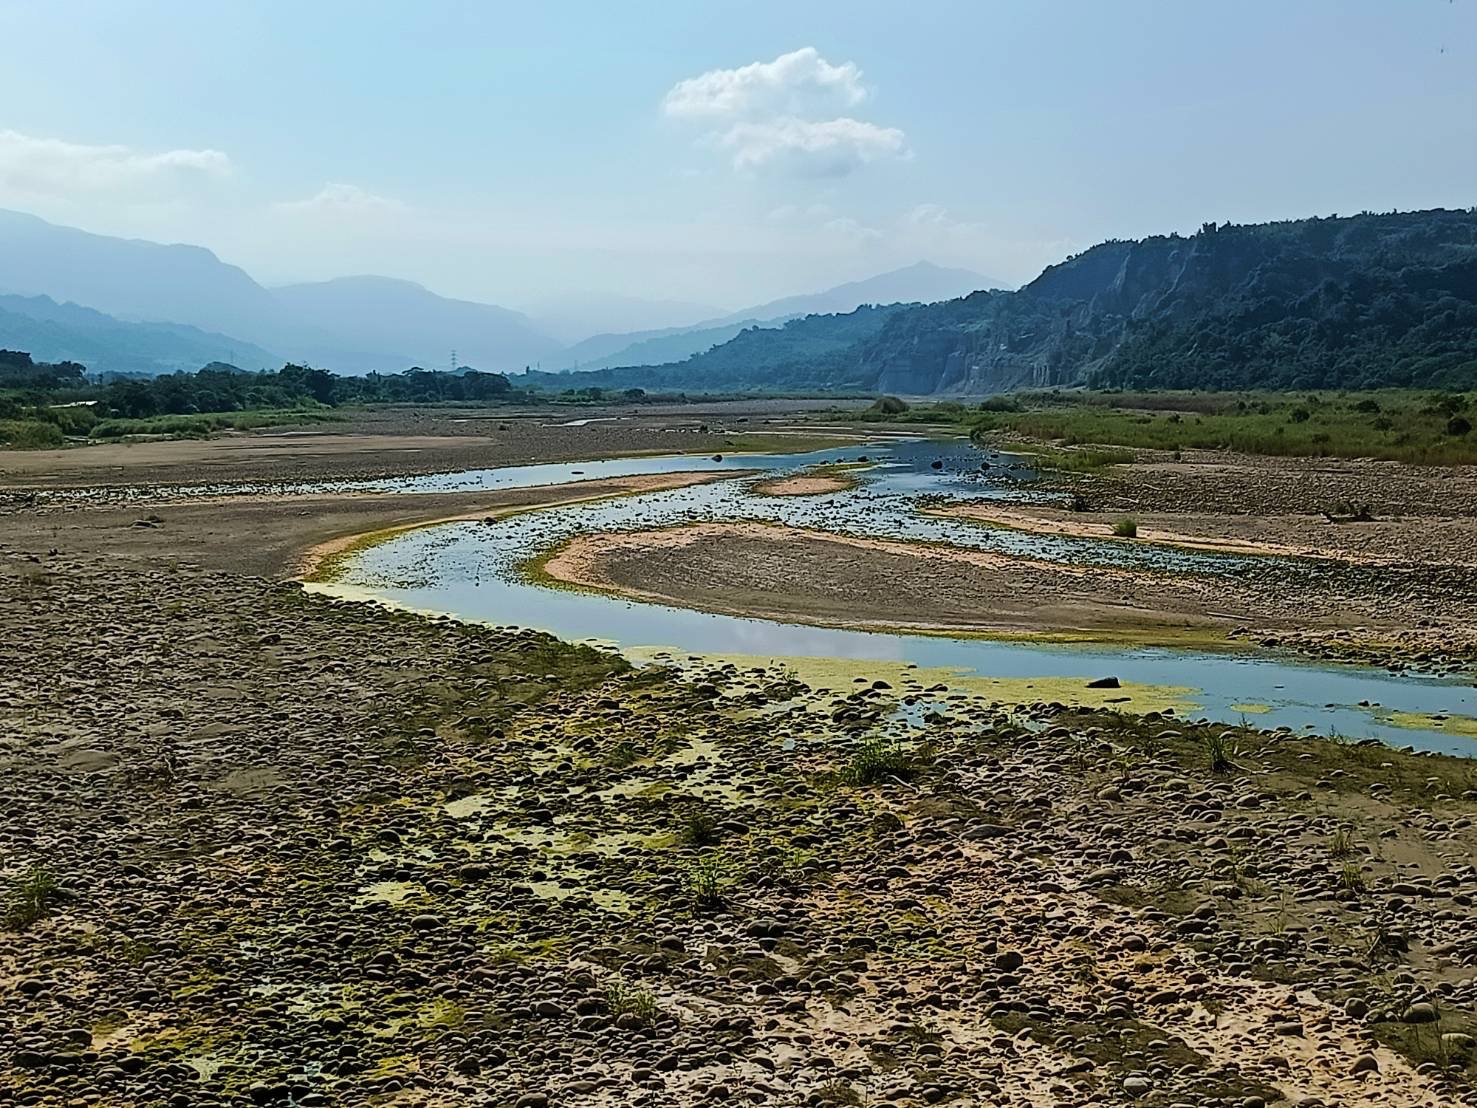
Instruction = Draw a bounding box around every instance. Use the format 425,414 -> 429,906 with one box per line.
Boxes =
2,554 -> 1476,1107
533,520 -> 1477,674
4,415 -> 1477,1106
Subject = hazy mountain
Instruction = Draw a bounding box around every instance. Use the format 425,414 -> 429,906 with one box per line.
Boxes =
524,305 -> 900,393
272,276 -> 561,374
522,292 -> 726,346
0,210 -> 564,375
537,210 -> 1477,395
0,209 -> 306,349
0,293 -> 278,378
719,261 -> 1004,326
551,261 -> 1003,372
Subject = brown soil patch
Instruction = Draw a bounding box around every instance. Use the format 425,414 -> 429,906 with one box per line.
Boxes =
933,501 -> 1477,564
750,474 -> 854,497
2,471 -> 741,580
538,521 -> 1352,642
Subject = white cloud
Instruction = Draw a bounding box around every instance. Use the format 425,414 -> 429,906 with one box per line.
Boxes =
273,182 -> 402,217
665,48 -> 905,178
718,117 -> 907,177
0,129 -> 232,199
663,47 -> 867,121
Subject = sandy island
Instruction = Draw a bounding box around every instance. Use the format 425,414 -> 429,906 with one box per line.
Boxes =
933,500 -> 1477,566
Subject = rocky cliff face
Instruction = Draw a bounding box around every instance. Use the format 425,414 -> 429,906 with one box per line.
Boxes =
853,209 -> 1477,393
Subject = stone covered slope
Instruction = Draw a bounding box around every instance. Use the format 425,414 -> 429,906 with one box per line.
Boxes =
2,553 -> 1476,1107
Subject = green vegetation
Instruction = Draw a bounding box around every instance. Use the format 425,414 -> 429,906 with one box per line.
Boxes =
90,409 -> 341,439
867,394 -> 910,415
680,808 -> 723,847
521,304 -> 898,393
1203,731 -> 1237,774
864,388 -> 1477,466
1327,827 -> 1357,859
683,854 -> 727,910
843,735 -> 926,785
966,388 -> 1477,464
603,978 -> 660,1024
1112,517 -> 1139,538
0,350 -> 664,449
535,210 -> 1477,395
1338,863 -> 1368,894
3,868 -> 62,931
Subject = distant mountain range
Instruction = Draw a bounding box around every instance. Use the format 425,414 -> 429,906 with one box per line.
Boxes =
0,208 -> 999,378
542,209 -> 1477,395
0,293 -> 276,377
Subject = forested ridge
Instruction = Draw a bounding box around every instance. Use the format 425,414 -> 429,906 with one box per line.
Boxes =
545,208 -> 1477,394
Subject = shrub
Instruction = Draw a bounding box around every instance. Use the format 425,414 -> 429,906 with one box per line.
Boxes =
843,736 -> 925,785
868,395 -> 909,415
0,419 -> 65,449
681,808 -> 722,846
1448,415 -> 1472,437
1113,517 -> 1139,538
1327,827 -> 1357,859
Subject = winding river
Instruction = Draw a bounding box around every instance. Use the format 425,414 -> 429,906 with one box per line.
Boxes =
311,436 -> 1477,757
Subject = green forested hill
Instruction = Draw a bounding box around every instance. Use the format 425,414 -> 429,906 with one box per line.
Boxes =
542,209 -> 1477,394
523,304 -> 899,392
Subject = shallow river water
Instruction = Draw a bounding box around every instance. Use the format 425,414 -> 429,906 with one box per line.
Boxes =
316,437 -> 1477,756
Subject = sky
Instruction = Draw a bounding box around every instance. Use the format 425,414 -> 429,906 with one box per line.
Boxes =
1,0 -> 1474,315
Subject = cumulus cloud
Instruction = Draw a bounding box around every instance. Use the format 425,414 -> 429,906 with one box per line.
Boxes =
665,48 -> 905,178
663,47 -> 867,121
273,182 -> 402,216
718,117 -> 907,177
0,129 -> 231,201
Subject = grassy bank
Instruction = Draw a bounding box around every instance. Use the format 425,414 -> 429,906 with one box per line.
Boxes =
861,389 -> 1477,465
0,404 -> 341,449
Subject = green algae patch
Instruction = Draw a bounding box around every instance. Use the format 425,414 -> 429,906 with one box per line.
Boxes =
628,648 -> 1199,716
1376,710 -> 1477,740
1231,702 -> 1272,714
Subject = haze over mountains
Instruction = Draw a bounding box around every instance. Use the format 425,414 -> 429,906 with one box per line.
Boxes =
554,262 -> 1000,372
544,208 -> 1477,395
0,208 -> 999,378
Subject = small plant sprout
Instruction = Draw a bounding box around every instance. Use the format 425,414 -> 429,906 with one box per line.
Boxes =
1204,731 -> 1237,774
604,977 -> 660,1024
1327,826 -> 1357,859
1338,862 -> 1367,894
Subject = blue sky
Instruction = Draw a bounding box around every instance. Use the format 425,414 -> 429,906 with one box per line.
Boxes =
1,0 -> 1473,313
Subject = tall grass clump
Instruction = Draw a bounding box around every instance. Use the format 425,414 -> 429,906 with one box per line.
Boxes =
684,854 -> 727,910
843,736 -> 928,785
3,868 -> 62,930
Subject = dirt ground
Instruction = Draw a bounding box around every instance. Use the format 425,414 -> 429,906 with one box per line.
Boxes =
4,408 -> 1477,1106
0,400 -> 867,489
2,471 -> 741,580
534,519 -> 1477,656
